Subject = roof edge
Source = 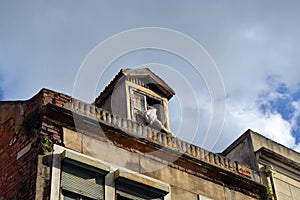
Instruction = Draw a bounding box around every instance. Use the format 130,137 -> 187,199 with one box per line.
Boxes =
93,68 -> 175,106
221,129 -> 253,156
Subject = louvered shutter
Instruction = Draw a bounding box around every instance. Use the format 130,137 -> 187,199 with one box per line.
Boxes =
116,179 -> 164,200
61,162 -> 104,200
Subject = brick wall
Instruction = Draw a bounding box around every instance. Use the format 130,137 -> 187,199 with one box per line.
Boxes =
0,117 -> 39,200
42,88 -> 72,108
0,88 -> 68,200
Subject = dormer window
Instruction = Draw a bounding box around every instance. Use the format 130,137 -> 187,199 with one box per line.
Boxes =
94,68 -> 175,133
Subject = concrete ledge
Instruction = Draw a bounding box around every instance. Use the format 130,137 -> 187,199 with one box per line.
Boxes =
61,149 -> 110,173
114,168 -> 170,193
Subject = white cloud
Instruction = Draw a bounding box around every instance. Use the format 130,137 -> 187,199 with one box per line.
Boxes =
215,101 -> 296,151
213,74 -> 300,152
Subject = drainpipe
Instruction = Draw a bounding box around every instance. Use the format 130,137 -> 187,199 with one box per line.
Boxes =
264,165 -> 277,200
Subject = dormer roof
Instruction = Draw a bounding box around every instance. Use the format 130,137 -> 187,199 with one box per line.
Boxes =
94,68 -> 175,107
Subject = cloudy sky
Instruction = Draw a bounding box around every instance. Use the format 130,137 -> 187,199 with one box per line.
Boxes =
1,1 -> 300,152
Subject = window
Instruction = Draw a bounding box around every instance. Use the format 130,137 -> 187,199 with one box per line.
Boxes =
116,181 -> 164,200
61,160 -> 105,200
132,92 -> 146,113
51,146 -> 170,200
115,169 -> 169,200
130,87 -> 166,127
131,91 -> 147,123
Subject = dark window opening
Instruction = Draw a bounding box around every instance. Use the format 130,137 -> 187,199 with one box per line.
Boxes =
130,87 -> 166,129
62,190 -> 95,200
146,96 -> 165,127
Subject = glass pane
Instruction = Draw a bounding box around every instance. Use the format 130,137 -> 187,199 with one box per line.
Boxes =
132,92 -> 145,112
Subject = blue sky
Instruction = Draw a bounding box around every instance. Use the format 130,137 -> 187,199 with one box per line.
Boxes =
257,77 -> 300,145
1,1 -> 300,152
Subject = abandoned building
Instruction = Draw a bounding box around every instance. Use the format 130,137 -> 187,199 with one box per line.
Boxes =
0,68 -> 299,199
223,129 -> 300,199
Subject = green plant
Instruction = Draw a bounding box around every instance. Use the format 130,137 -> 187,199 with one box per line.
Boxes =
265,185 -> 273,200
42,137 -> 53,154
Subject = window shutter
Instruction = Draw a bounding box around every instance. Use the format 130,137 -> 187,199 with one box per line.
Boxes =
61,162 -> 104,200
116,178 -> 165,200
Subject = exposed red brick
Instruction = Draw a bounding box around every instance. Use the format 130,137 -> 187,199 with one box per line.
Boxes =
0,117 -> 39,200
42,122 -> 54,129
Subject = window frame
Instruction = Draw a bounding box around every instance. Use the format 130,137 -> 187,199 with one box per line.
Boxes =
129,86 -> 166,127
60,159 -> 106,200
125,81 -> 171,131
50,145 -> 171,200
130,89 -> 147,123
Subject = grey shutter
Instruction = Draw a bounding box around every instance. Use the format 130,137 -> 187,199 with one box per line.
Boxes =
116,179 -> 164,200
61,162 -> 104,200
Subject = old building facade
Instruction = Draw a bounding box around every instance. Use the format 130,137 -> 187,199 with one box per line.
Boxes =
223,129 -> 300,200
1,68 -> 295,200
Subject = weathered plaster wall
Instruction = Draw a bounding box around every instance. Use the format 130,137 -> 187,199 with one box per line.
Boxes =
62,127 -> 261,200
222,131 -> 258,171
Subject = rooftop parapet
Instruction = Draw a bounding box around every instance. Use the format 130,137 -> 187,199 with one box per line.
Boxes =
40,88 -> 254,181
